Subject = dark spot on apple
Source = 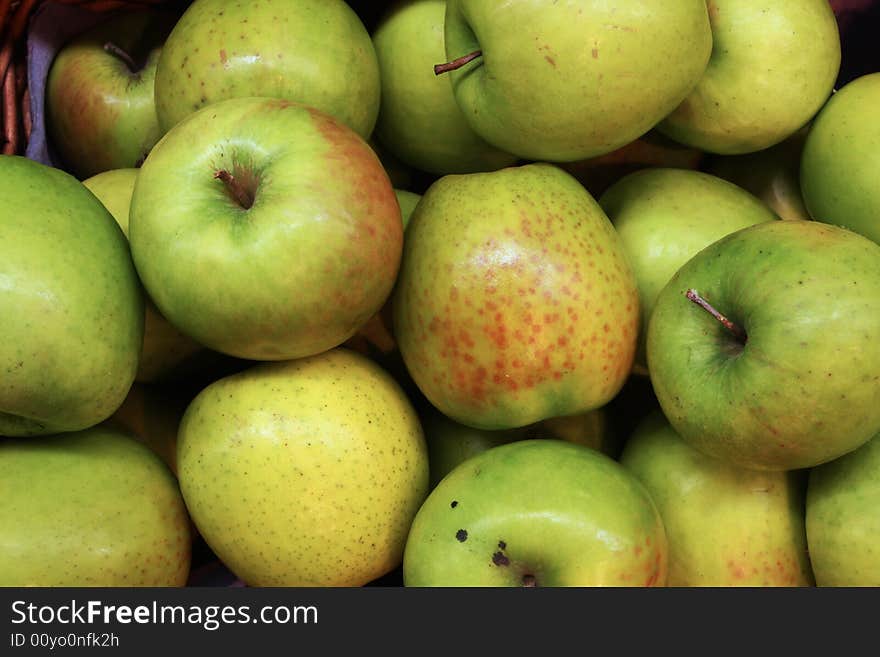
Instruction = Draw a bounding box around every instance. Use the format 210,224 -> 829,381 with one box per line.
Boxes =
450,500 -> 458,508
492,551 -> 510,567
498,540 -> 506,550
455,529 -> 468,542
522,574 -> 537,587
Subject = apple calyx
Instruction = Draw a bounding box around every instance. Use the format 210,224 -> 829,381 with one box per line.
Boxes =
685,289 -> 747,344
103,42 -> 140,74
434,50 -> 482,76
214,170 -> 256,210
521,574 -> 538,587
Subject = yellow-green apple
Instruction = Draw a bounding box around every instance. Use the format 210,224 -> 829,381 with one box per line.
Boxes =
807,431 -> 880,586
599,168 -> 777,372
393,163 -> 639,430
372,0 -> 518,174
705,129 -> 811,221
621,412 -> 814,586
403,439 -> 668,586
129,97 -> 402,361
0,426 -> 191,586
801,73 -> 880,244
438,0 -> 712,161
154,0 -> 380,138
648,220 -> 880,471
658,0 -> 840,154
177,348 -> 429,586
0,156 -> 143,437
45,10 -> 175,178
83,168 -> 204,382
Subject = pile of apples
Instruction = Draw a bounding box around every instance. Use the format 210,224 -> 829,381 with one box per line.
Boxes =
1,0 -> 879,588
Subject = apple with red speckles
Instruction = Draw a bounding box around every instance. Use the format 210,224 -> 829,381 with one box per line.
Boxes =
129,96 -> 402,361
621,412 -> 814,586
393,162 -> 639,430
154,0 -> 380,138
403,439 -> 668,586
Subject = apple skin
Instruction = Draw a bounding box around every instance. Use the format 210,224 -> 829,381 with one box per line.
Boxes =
443,0 -> 712,161
0,156 -> 143,437
0,426 -> 191,586
154,0 -> 380,138
658,0 -> 840,154
83,168 -> 204,383
620,412 -> 814,586
393,163 -> 639,430
801,73 -> 880,244
129,97 -> 402,361
45,10 -> 174,178
705,128 -> 811,222
599,168 -> 777,372
647,220 -> 880,471
372,0 -> 518,175
176,348 -> 429,586
806,431 -> 880,586
403,439 -> 668,586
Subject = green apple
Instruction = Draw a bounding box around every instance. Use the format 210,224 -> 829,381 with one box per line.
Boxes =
440,0 -> 712,161
83,168 -> 204,383
45,10 -> 174,178
372,0 -> 518,174
806,431 -> 880,586
422,408 -> 528,489
801,73 -> 880,244
706,128 -> 811,221
423,406 -> 613,488
599,168 -> 778,371
129,97 -> 402,361
658,0 -> 840,154
177,348 -> 429,586
621,412 -> 814,586
393,163 -> 639,430
0,156 -> 143,437
403,439 -> 668,586
560,130 -> 705,199
154,0 -> 380,138
647,220 -> 880,471
0,426 -> 191,586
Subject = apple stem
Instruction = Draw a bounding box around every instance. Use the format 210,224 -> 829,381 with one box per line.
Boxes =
103,42 -> 138,73
685,289 -> 747,343
434,50 -> 482,76
214,170 -> 255,210
522,574 -> 537,587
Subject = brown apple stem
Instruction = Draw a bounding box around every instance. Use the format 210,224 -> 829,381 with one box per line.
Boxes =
214,170 -> 255,210
522,574 -> 538,587
103,42 -> 138,73
434,50 -> 482,75
686,289 -> 746,343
